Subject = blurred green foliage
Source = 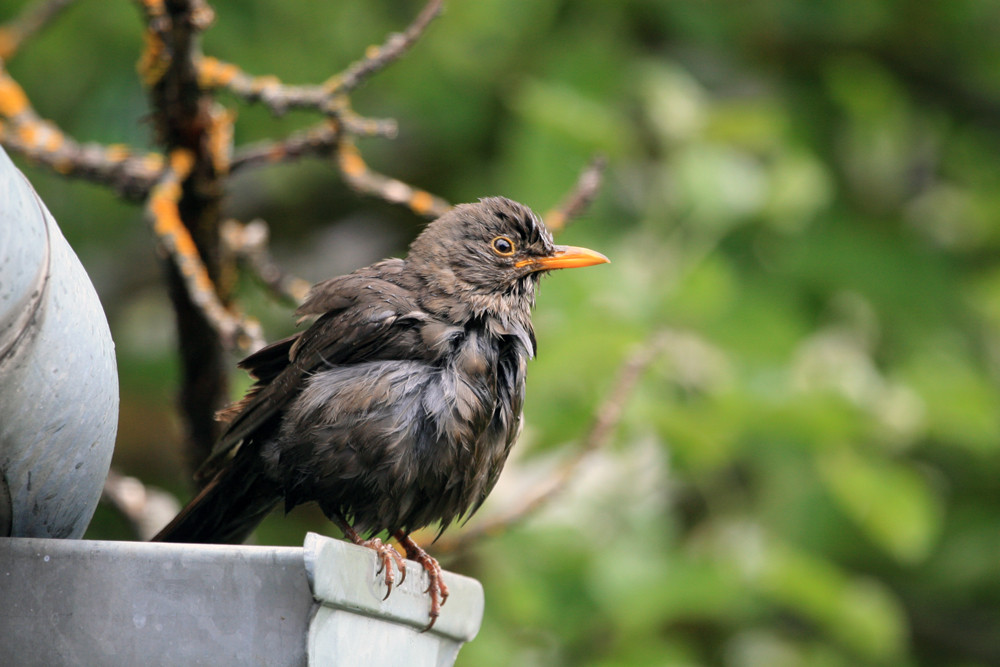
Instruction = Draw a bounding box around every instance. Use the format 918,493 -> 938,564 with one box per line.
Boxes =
6,0 -> 1000,664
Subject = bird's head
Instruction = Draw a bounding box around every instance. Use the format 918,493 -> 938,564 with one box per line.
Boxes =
407,197 -> 609,324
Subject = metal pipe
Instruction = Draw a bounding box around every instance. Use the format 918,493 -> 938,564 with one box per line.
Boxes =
0,145 -> 118,538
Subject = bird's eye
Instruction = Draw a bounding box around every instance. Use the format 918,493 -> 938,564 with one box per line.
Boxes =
491,236 -> 516,256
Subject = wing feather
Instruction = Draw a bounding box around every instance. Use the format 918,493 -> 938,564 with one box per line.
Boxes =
197,261 -> 430,479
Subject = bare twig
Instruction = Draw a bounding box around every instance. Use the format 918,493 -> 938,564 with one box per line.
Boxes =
230,120 -> 342,173
544,155 -> 607,233
326,0 -> 444,96
337,136 -> 451,218
197,57 -> 401,135
146,149 -> 264,351
196,56 -> 325,117
335,104 -> 399,138
102,469 -> 182,541
0,69 -> 162,199
0,0 -> 77,60
196,0 -> 441,119
432,331 -> 669,554
196,55 -> 318,113
196,57 -> 399,136
221,218 -> 312,304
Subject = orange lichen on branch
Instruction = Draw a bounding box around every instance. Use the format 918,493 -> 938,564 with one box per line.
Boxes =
335,138 -> 451,218
140,151 -> 165,172
167,146 -> 195,179
15,118 -> 39,144
196,56 -> 240,88
149,150 -> 194,250
196,0 -> 439,126
0,69 -> 161,196
195,55 -> 323,115
132,0 -> 171,84
146,148 -> 264,351
150,183 -> 203,279
137,27 -> 171,86
149,149 -> 207,284
409,190 -> 437,217
135,0 -> 166,19
105,144 -> 131,162
337,139 -> 366,176
0,73 -> 31,117
206,103 -> 234,175
197,56 -> 396,138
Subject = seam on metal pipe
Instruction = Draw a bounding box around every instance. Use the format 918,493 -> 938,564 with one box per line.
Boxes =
0,178 -> 50,365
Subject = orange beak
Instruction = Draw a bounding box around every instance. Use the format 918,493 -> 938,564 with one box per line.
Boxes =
515,244 -> 610,272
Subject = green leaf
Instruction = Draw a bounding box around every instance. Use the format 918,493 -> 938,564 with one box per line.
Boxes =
818,445 -> 944,563
751,538 -> 908,661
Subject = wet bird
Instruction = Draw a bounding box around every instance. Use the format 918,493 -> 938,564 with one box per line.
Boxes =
153,197 -> 609,627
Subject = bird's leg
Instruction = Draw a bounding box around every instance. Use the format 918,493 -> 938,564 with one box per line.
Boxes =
393,531 -> 450,631
331,513 -> 406,600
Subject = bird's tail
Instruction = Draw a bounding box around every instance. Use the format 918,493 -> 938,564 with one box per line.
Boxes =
152,451 -> 283,544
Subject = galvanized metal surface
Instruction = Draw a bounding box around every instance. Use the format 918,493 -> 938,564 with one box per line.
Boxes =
304,533 -> 484,666
0,532 -> 484,666
0,145 -> 118,538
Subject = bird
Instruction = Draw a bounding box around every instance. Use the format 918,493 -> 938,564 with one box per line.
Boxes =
153,196 -> 609,628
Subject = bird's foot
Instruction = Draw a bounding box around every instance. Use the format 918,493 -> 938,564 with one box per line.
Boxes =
360,536 -> 407,600
395,532 -> 450,631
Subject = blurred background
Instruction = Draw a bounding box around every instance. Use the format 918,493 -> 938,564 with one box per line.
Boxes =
5,0 -> 1000,665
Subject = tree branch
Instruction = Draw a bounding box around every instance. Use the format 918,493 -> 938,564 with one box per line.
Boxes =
146,149 -> 264,350
336,135 -> 451,218
0,0 -> 77,60
195,0 -> 441,119
102,469 -> 181,541
0,68 -> 162,199
230,120 -> 341,173
221,218 -> 311,305
544,154 -> 607,233
326,0 -> 444,96
138,0 -> 242,474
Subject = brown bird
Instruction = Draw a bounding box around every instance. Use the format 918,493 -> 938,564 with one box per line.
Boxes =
153,197 -> 609,627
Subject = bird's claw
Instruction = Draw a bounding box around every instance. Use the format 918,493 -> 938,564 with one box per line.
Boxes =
422,556 -> 449,631
391,532 -> 450,630
361,537 -> 406,600
409,548 -> 449,631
